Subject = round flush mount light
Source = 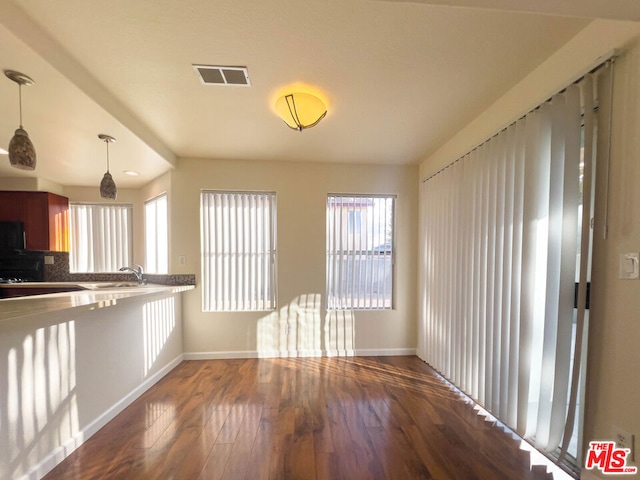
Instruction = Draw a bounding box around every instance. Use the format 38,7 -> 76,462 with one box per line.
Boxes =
275,92 -> 327,131
123,170 -> 139,177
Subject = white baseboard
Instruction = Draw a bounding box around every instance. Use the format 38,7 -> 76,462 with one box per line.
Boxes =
184,350 -> 324,359
184,350 -> 261,360
22,354 -> 184,480
324,349 -> 356,357
184,348 -> 416,360
356,348 -> 417,356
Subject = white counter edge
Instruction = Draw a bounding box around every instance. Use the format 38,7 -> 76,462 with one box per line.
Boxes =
0,283 -> 195,323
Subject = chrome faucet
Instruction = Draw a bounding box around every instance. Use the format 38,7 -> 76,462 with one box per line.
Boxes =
119,264 -> 147,285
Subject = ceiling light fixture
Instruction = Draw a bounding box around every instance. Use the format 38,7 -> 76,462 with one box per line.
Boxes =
275,92 -> 327,131
98,134 -> 117,200
123,170 -> 139,177
4,70 -> 36,170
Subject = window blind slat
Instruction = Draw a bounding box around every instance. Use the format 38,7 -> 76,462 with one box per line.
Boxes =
69,203 -> 133,273
201,191 -> 276,312
326,195 -> 395,311
419,69 -> 605,463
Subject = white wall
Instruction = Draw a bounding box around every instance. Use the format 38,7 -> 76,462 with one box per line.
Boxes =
419,19 -> 640,476
171,158 -> 418,357
0,177 -> 64,196
420,20 -> 640,180
0,291 -> 184,480
586,35 -> 640,478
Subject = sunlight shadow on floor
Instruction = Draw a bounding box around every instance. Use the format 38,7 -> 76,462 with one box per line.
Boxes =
257,294 -> 323,357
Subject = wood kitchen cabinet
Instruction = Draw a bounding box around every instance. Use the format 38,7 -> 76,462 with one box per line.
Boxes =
0,191 -> 70,251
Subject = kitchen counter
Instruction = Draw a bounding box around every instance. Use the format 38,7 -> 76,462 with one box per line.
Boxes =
0,280 -> 189,479
0,281 -> 194,322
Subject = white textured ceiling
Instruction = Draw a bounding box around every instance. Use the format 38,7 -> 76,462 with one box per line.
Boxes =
0,0 -> 627,188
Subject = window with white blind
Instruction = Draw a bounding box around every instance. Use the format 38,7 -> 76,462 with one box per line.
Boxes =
69,203 -> 133,273
326,194 -> 395,310
200,191 -> 277,312
145,193 -> 168,274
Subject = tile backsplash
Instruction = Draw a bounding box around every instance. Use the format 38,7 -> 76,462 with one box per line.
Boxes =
43,251 -> 195,286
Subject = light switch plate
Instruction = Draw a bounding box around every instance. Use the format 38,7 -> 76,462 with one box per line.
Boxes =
619,252 -> 639,279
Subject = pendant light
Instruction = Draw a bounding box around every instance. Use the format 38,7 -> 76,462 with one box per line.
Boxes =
4,70 -> 36,170
98,134 -> 117,199
275,92 -> 327,131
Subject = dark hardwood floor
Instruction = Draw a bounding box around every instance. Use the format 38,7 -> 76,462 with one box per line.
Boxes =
43,356 -> 557,480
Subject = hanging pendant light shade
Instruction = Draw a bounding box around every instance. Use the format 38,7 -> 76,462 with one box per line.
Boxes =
275,92 -> 327,131
4,70 -> 36,170
98,134 -> 117,200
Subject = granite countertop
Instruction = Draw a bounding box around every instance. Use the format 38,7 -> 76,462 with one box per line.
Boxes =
0,282 -> 194,322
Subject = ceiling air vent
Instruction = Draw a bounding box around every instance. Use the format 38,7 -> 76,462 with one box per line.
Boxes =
193,65 -> 251,87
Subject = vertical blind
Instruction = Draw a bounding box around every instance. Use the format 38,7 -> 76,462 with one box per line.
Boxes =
69,203 -> 133,273
326,195 -> 395,310
418,66 -> 610,460
144,193 -> 168,274
200,191 -> 277,312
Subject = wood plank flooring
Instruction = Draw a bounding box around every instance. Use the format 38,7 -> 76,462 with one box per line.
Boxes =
43,356 -> 556,480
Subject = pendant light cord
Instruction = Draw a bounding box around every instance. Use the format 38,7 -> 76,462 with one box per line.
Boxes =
106,140 -> 110,173
18,84 -> 23,128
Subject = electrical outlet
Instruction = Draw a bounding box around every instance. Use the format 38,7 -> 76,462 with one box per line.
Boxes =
612,425 -> 635,462
178,255 -> 186,267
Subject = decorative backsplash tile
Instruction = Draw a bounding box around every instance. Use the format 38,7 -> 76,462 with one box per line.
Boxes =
42,251 -> 70,280
42,251 -> 196,286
